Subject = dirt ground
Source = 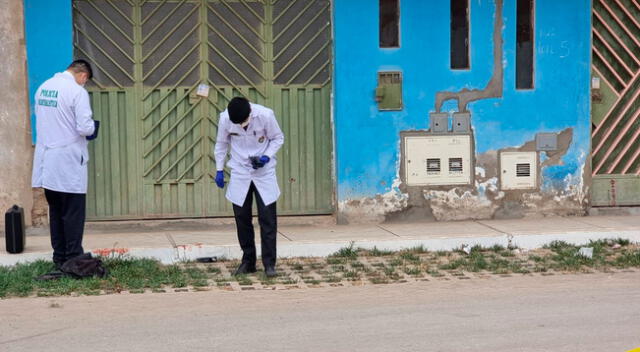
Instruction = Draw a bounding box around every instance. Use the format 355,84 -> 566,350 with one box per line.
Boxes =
1,271 -> 639,352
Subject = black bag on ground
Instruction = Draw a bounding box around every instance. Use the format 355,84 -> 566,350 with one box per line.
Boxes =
60,253 -> 108,279
36,271 -> 65,281
5,205 -> 25,254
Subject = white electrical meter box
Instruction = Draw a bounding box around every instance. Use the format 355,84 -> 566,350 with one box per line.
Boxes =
404,135 -> 472,186
500,151 -> 538,190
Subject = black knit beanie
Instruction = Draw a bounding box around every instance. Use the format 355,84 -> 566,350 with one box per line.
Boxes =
227,97 -> 251,124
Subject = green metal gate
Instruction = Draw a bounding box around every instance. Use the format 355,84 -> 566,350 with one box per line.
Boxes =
591,0 -> 640,206
73,0 -> 334,219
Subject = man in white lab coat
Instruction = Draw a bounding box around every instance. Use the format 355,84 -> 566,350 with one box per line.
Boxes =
214,97 -> 284,277
31,60 -> 98,268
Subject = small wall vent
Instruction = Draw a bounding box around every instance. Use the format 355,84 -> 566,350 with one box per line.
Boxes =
516,163 -> 531,177
500,151 -> 537,190
427,158 -> 441,174
449,158 -> 463,173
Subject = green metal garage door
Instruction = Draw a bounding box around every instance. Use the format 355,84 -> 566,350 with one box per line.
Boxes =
73,0 -> 334,219
591,0 -> 640,206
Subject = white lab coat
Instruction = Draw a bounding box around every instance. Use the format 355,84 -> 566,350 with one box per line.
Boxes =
31,71 -> 95,194
214,103 -> 284,206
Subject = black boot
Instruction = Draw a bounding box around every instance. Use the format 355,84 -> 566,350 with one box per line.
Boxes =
265,266 -> 278,277
234,262 -> 257,275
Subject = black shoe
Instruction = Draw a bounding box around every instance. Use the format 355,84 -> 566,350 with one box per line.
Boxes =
234,262 -> 257,275
265,266 -> 278,277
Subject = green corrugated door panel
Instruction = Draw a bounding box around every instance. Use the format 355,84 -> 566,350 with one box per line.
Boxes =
87,89 -> 141,220
205,0 -> 334,216
376,72 -> 403,111
75,0 -> 141,219
592,175 -> 640,206
269,0 -> 334,214
590,0 -> 640,206
270,86 -> 333,214
77,0 -> 334,219
141,87 -> 207,217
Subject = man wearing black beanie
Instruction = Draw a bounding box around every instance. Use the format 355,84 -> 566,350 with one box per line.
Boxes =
214,97 -> 285,277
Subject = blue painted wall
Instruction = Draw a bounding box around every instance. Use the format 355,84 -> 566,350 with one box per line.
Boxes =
24,0 -> 73,143
334,0 -> 591,202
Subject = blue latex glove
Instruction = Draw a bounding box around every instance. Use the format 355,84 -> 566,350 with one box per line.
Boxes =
215,171 -> 225,189
250,155 -> 270,169
86,120 -> 100,141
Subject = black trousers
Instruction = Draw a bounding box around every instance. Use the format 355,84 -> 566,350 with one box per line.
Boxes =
233,182 -> 277,268
44,189 -> 86,265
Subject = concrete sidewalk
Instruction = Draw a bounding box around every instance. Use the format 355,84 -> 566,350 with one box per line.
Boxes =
1,214 -> 639,265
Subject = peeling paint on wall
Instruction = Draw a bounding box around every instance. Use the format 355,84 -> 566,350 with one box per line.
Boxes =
334,0 -> 591,223
338,178 -> 408,224
425,186 -> 499,221
435,0 -> 504,113
422,128 -> 579,221
337,125 -> 584,223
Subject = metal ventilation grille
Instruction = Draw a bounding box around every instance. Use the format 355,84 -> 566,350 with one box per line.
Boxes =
426,158 -> 441,174
141,1 -> 199,87
273,0 -> 331,85
207,1 -> 265,87
591,0 -> 640,175
449,158 -> 463,173
516,163 -> 531,177
73,0 -> 135,88
379,72 -> 402,84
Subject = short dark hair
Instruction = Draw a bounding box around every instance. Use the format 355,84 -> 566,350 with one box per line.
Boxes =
67,59 -> 93,80
227,97 -> 251,124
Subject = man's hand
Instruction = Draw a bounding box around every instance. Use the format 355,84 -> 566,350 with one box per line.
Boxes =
215,170 -> 225,188
86,120 -> 100,141
250,155 -> 270,169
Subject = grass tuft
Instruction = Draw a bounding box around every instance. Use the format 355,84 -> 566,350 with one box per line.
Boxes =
1,238 -> 638,298
405,245 -> 429,254
1,258 -> 213,298
330,242 -> 360,259
368,246 -> 394,257
398,252 -> 421,263
404,267 -> 422,276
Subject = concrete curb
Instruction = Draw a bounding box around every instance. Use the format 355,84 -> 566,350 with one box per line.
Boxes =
2,230 -> 639,266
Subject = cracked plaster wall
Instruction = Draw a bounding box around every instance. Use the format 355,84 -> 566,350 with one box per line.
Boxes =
0,0 -> 34,228
334,0 -> 591,224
